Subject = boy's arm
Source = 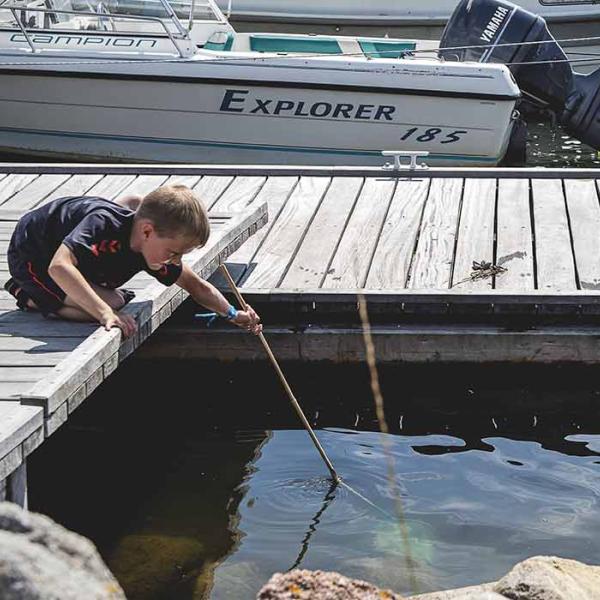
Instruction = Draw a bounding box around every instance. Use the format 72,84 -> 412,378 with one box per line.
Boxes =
48,244 -> 136,337
176,263 -> 262,334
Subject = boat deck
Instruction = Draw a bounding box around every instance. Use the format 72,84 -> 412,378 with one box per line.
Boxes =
0,165 -> 267,505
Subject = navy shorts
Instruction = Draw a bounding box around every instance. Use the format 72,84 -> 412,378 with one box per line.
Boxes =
6,249 -> 66,316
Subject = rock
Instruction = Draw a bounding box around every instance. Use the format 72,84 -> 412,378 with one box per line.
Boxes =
410,583 -> 505,599
494,556 -> 600,600
0,501 -> 125,599
257,569 -> 405,600
258,557 -> 600,600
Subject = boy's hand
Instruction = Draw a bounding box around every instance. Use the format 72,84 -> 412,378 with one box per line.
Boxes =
232,304 -> 262,335
100,309 -> 137,338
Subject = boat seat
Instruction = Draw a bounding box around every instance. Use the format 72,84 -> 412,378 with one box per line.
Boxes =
249,34 -> 341,54
204,31 -> 234,51
358,39 -> 416,59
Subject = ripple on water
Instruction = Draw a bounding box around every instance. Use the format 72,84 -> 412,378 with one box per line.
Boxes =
211,426 -> 600,599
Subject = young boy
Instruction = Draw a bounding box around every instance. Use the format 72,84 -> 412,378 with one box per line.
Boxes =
4,185 -> 261,337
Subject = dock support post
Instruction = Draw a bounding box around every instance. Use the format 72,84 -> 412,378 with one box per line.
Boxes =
7,462 -> 28,509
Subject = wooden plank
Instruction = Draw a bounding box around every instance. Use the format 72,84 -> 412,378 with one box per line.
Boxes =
0,337 -> 86,351
115,175 -> 170,198
365,178 -> 430,289
193,176 -> 234,209
84,174 -> 138,200
0,446 -> 22,481
451,179 -> 496,291
0,367 -> 54,382
208,176 -> 267,212
218,177 -> 298,278
210,177 -> 298,287
0,174 -> 71,210
37,174 -> 105,206
0,402 -> 43,460
565,179 -> 600,291
162,175 -> 203,189
0,174 -> 39,206
281,177 -> 363,289
141,323 -> 600,364
321,178 -> 395,289
0,352 -> 70,366
242,177 -> 331,288
0,320 -> 97,337
409,178 -> 464,289
495,179 -> 534,291
532,179 -> 577,291
0,382 -> 34,400
0,210 -> 27,222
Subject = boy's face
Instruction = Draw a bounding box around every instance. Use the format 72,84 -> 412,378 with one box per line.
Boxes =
142,224 -> 198,270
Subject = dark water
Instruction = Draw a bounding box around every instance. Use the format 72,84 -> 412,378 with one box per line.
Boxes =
27,361 -> 600,599
528,121 -> 600,168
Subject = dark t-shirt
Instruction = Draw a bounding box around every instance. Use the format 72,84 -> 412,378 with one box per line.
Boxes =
10,196 -> 182,288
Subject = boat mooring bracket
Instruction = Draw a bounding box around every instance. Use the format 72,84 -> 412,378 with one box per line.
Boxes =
382,150 -> 430,171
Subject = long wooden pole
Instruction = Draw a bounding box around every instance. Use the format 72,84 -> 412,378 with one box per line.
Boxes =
219,264 -> 340,484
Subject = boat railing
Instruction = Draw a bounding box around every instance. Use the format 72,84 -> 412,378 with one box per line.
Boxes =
0,0 -> 198,57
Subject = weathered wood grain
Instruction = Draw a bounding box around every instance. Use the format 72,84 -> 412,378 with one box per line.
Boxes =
212,177 -> 298,287
365,178 -> 430,289
495,179 -> 534,291
0,382 -> 34,400
564,179 -> 600,291
242,177 -> 330,288
0,174 -> 71,211
193,176 -> 233,209
0,337 -> 86,352
409,178 -> 464,289
142,323 -> 600,364
84,174 -> 138,199
116,175 -> 170,198
0,402 -> 43,461
0,174 -> 39,206
532,179 -> 577,291
452,178 -> 496,291
322,178 -> 396,289
282,177 -> 363,289
209,176 -> 267,212
161,175 -> 203,189
0,367 -> 54,382
38,174 -> 105,206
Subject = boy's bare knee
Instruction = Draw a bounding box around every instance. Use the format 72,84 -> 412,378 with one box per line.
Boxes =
115,195 -> 142,211
103,290 -> 125,310
110,294 -> 125,310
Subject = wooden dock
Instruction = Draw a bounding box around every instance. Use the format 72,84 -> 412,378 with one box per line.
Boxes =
0,165 -> 267,506
125,164 -> 600,364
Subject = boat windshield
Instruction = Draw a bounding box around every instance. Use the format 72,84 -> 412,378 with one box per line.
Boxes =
0,0 -> 226,33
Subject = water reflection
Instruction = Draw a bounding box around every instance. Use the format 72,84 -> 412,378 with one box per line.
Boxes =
26,362 -> 600,599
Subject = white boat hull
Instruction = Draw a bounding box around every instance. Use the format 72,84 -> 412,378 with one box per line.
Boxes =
0,59 -> 519,166
215,0 -> 600,26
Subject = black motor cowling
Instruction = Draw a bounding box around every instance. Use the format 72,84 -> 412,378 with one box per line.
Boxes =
439,0 -> 600,149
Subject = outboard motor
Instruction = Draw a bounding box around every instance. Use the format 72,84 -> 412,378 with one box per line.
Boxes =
439,0 -> 600,150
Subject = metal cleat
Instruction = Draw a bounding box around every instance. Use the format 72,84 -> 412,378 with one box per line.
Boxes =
381,150 -> 430,171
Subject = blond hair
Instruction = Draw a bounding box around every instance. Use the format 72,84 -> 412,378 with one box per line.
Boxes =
136,185 -> 210,246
